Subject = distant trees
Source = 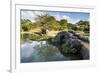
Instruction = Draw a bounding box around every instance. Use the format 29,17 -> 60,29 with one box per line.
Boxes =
67,20 -> 90,32
21,14 -> 90,33
76,20 -> 89,32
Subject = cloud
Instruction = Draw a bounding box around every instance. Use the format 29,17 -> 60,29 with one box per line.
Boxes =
53,14 -> 78,24
21,11 -> 35,22
21,10 -> 89,24
21,11 -> 46,22
53,14 -> 70,21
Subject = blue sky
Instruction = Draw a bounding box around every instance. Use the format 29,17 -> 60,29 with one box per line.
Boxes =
21,10 -> 89,24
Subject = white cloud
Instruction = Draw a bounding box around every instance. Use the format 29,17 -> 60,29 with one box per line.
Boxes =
54,15 -> 81,24
53,14 -> 70,21
72,19 -> 80,24
21,10 -> 82,24
33,11 -> 47,16
21,11 -> 35,22
21,11 -> 47,22
53,14 -> 78,24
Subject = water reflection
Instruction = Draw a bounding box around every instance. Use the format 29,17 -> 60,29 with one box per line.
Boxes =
21,41 -> 68,63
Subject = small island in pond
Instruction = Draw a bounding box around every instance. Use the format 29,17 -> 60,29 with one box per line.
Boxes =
20,10 -> 90,63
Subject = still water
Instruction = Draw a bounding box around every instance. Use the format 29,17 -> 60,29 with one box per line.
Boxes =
21,41 -> 69,63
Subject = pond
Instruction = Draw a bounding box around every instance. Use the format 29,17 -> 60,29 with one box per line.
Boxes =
21,41 -> 69,63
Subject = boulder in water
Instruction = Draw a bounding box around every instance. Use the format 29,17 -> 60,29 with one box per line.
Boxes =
52,31 -> 87,60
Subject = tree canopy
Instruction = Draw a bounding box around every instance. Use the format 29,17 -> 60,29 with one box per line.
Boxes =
21,14 -> 89,32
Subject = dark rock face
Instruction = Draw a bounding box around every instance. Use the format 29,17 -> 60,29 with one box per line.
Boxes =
52,31 -> 89,60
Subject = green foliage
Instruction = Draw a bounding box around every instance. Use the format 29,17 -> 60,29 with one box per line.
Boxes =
76,20 -> 89,32
30,34 -> 41,40
21,19 -> 34,31
21,13 -> 90,41
21,24 -> 29,31
26,33 -> 51,41
35,14 -> 61,30
67,23 -> 78,31
60,19 -> 67,25
34,14 -> 68,31
21,14 -> 90,32
59,19 -> 68,29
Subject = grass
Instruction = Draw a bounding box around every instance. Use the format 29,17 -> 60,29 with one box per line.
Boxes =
21,28 -> 68,41
21,28 -> 89,43
21,33 -> 52,41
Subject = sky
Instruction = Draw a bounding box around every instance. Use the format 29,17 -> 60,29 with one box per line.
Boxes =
21,10 -> 90,24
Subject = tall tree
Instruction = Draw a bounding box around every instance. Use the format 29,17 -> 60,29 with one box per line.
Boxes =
59,19 -> 68,29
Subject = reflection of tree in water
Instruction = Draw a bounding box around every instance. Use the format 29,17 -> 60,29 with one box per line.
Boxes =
33,42 -> 67,61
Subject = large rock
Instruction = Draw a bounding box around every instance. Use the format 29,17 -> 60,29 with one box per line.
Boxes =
52,31 -> 89,60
